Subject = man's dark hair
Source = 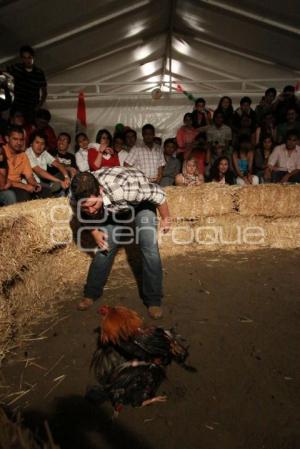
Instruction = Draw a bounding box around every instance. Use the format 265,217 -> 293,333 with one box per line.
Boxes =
285,129 -> 299,141
71,172 -> 100,201
20,45 -> 35,57
195,97 -> 206,105
113,133 -> 124,144
58,132 -> 71,143
240,96 -> 252,105
163,138 -> 177,148
29,130 -> 48,145
265,87 -> 277,96
124,128 -> 137,138
213,110 -> 224,121
7,125 -> 24,136
36,108 -> 51,122
283,85 -> 295,93
142,123 -> 155,134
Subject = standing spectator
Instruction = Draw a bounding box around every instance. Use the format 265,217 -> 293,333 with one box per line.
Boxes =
175,157 -> 204,186
216,96 -> 234,128
209,156 -> 235,185
124,128 -> 137,150
88,129 -> 119,171
233,96 -> 257,132
124,124 -> 165,183
265,131 -> 300,183
26,131 -> 70,196
3,126 -> 42,202
272,85 -> 300,124
75,133 -> 90,172
276,108 -> 300,144
160,138 -> 181,187
255,88 -> 277,125
232,136 -> 259,185
48,132 -> 78,179
254,135 -> 274,181
191,97 -> 212,129
7,45 -> 47,123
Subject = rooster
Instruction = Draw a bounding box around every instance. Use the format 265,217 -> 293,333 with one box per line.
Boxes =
97,305 -> 195,370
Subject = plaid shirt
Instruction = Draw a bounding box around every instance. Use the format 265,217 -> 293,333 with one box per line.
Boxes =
124,141 -> 165,179
70,167 -> 166,216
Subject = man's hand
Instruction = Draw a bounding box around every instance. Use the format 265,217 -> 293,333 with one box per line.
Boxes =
33,184 -> 42,192
160,217 -> 171,234
3,180 -> 12,190
24,184 -> 35,193
92,229 -> 109,251
69,167 -> 77,178
60,179 -> 70,190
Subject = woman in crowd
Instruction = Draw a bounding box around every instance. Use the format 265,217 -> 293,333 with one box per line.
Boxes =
175,156 -> 204,186
255,112 -> 276,145
254,134 -> 274,181
216,96 -> 234,128
176,113 -> 208,161
88,129 -> 119,171
232,136 -> 259,185
209,156 -> 235,185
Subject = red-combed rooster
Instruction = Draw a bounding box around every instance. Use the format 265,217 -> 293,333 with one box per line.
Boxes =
97,304 -> 195,370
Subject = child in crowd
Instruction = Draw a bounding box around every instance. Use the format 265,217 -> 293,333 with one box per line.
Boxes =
175,156 -> 204,186
232,136 -> 259,185
160,138 -> 181,187
209,156 -> 235,185
88,129 -> 119,171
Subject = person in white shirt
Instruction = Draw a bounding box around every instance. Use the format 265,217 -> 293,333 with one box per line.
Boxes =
124,124 -> 165,182
75,132 -> 90,172
265,130 -> 300,183
113,134 -> 128,166
26,131 -> 70,195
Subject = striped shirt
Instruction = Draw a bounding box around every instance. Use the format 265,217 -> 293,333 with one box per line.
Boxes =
70,167 -> 166,216
125,142 -> 165,179
7,63 -> 46,112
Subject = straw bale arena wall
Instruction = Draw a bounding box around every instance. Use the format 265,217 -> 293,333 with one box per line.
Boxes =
0,184 -> 300,357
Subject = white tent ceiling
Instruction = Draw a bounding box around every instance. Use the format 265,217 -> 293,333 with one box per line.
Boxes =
1,0 -> 299,102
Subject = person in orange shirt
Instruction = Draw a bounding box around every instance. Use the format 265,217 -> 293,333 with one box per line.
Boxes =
3,125 -> 43,202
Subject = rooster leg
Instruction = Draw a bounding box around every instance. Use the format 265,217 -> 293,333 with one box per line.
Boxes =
141,396 -> 168,407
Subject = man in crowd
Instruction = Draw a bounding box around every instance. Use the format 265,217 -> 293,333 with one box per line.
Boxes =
26,131 -> 70,196
124,124 -> 165,183
265,130 -> 300,183
3,126 -> 43,202
276,108 -> 300,144
0,146 -> 16,206
70,167 -> 171,319
7,45 -> 47,123
124,128 -> 137,151
255,87 -> 277,125
233,96 -> 257,131
207,110 -> 232,154
48,132 -> 78,178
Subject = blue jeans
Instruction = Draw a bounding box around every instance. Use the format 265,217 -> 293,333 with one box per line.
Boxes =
0,189 -> 17,206
83,205 -> 163,307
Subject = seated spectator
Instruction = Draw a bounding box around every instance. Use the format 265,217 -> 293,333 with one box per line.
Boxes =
3,125 -> 43,202
190,139 -> 208,176
48,132 -> 78,179
88,129 -> 119,171
191,97 -> 212,129
272,85 -> 300,124
124,128 -> 137,150
254,135 -> 274,181
276,108 -> 300,144
216,96 -> 234,128
26,131 -> 70,196
255,112 -> 276,145
160,138 -> 181,187
0,146 -> 16,206
175,157 -> 204,186
75,132 -> 90,172
124,123 -> 165,183
232,113 -> 256,148
207,110 -> 232,152
255,88 -> 277,125
176,112 -> 207,160
232,136 -> 259,185
233,96 -> 257,132
32,109 -> 57,151
112,134 -> 128,166
265,130 -> 300,183
208,156 -> 235,185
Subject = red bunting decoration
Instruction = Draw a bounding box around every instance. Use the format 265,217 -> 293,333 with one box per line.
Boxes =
76,91 -> 87,133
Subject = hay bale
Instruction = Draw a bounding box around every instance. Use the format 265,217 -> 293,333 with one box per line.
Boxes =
164,185 -> 234,219
0,198 -> 72,287
237,184 -> 300,217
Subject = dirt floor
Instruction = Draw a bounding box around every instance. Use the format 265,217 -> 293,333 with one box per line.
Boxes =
1,249 -> 300,449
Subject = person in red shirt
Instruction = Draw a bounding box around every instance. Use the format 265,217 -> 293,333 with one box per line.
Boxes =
88,129 -> 119,171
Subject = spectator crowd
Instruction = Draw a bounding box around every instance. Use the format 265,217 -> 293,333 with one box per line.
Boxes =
1,45 -> 300,207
